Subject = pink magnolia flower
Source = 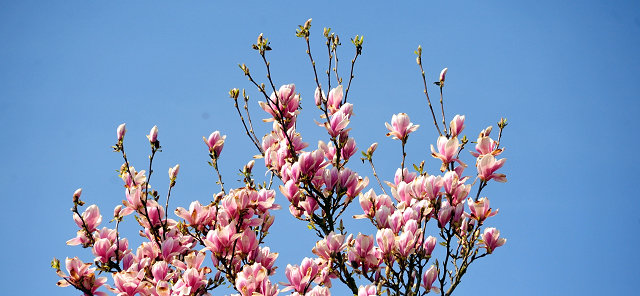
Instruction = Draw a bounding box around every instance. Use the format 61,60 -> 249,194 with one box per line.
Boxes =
467,197 -> 498,222
117,123 -> 126,141
347,233 -> 380,272
161,237 -> 186,261
282,258 -> 319,293
238,230 -> 259,256
324,109 -> 351,138
424,236 -> 437,256
152,261 -> 170,283
477,154 -> 507,182
342,137 -> 357,161
394,167 -> 417,187
313,231 -> 347,260
480,227 -> 507,254
204,223 -> 241,258
376,228 -> 395,257
385,113 -> 419,141
175,201 -> 215,230
73,204 -> 102,233
56,257 -> 108,296
437,200 -> 453,228
395,230 -> 416,257
431,136 -> 465,171
92,238 -> 117,264
259,84 -> 300,121
449,114 -> 465,137
148,125 -> 158,143
324,85 -> 344,115
305,286 -> 331,296
338,168 -> 369,200
235,263 -> 269,296
107,270 -> 147,296
422,175 -> 443,201
121,166 -> 147,188
358,284 -> 377,296
173,267 -> 208,296
254,247 -> 279,273
421,266 -> 440,294
204,131 -> 226,157
470,126 -> 505,157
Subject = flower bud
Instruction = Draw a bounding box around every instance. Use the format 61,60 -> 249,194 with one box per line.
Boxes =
169,164 -> 180,179
73,188 -> 82,203
367,143 -> 378,156
439,68 -> 448,83
244,160 -> 255,173
304,18 -> 312,30
117,123 -> 126,141
148,125 -> 158,143
113,205 -> 122,218
257,33 -> 263,45
229,88 -> 240,100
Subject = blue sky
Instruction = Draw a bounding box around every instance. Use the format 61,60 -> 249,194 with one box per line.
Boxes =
1,1 -> 639,295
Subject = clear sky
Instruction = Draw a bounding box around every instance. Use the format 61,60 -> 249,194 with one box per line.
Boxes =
1,1 -> 639,295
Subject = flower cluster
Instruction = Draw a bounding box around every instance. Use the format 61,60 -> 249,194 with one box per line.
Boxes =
55,20 -> 509,296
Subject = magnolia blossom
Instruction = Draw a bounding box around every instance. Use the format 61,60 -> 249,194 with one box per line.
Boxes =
347,233 -> 380,272
477,154 -> 507,182
327,85 -> 344,115
424,236 -> 437,256
431,136 -> 465,171
282,258 -> 319,293
385,113 -> 419,141
358,284 -> 377,296
107,270 -> 148,296
117,123 -> 126,141
467,197 -> 498,222
312,231 -> 347,260
204,131 -> 225,158
421,266 -> 440,293
56,257 -> 108,296
449,114 -> 465,137
480,227 -> 507,254
148,125 -> 158,142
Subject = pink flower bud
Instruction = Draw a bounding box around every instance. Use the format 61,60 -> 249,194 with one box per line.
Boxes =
367,142 -> 378,156
148,125 -> 158,143
246,160 -> 255,171
116,123 -> 126,141
449,114 -> 465,137
168,164 -> 180,179
424,236 -> 436,256
113,205 -> 122,218
440,68 -> 448,83
204,131 -> 226,157
314,86 -> 325,106
73,188 -> 82,203
422,266 -> 440,293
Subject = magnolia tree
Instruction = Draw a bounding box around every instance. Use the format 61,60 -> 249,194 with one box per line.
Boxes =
53,19 -> 508,296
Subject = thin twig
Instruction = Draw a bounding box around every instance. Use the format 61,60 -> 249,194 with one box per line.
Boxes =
368,158 -> 388,195
418,59 -> 443,136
